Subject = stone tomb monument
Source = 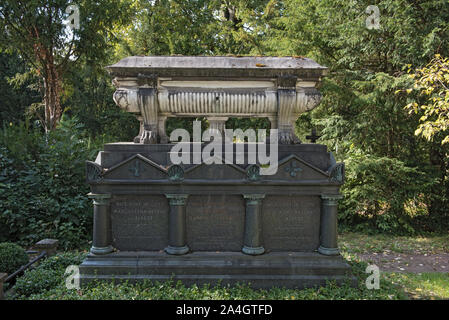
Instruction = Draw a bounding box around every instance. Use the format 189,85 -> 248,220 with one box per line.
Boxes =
79,56 -> 356,288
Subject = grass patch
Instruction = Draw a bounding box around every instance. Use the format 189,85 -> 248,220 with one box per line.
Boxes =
8,233 -> 448,300
339,232 -> 449,254
384,273 -> 449,300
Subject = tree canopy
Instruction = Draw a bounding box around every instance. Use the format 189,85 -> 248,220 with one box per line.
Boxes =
1,0 -> 448,239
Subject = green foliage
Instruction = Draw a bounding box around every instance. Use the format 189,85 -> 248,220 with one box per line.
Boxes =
0,0 -> 135,130
62,62 -> 138,141
11,236 -> 449,300
0,242 -> 28,274
0,117 -> 106,249
14,268 -> 62,297
405,54 -> 449,145
0,52 -> 40,124
13,251 -> 86,297
13,253 -> 407,300
340,155 -> 435,234
116,0 -> 270,57
1,0 -> 449,242
258,0 -> 449,233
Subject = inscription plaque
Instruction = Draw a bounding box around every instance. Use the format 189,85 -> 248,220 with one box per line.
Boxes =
186,195 -> 244,251
262,196 -> 320,251
111,195 -> 168,250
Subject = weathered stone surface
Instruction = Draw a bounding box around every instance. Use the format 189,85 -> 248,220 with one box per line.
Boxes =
186,195 -> 245,251
81,56 -> 353,288
110,195 -> 168,250
107,56 -> 328,144
34,239 -> 59,256
262,196 -> 320,251
80,251 -> 356,289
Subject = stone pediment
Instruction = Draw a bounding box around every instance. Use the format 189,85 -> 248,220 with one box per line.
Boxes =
184,156 -> 247,180
264,154 -> 330,181
103,154 -> 167,180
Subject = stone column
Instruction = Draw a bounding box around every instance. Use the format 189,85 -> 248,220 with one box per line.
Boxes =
242,194 -> 265,255
158,115 -> 169,143
134,116 -> 144,143
165,194 -> 189,255
207,117 -> 228,136
318,194 -> 343,256
268,116 -> 278,130
88,193 -> 113,255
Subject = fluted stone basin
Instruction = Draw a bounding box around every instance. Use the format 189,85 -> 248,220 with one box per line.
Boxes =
107,56 -> 328,144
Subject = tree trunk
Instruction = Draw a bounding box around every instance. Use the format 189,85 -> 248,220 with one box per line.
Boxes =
42,59 -> 62,132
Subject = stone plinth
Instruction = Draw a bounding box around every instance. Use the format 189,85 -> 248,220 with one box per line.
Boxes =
80,55 -> 354,289
34,239 -> 59,257
80,143 -> 355,288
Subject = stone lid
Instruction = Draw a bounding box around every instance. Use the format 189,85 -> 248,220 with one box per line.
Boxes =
107,56 -> 328,79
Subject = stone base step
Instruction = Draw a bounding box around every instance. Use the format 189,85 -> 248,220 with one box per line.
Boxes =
79,251 -> 357,289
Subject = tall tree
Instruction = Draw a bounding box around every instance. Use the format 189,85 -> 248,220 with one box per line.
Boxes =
258,0 -> 449,232
115,0 -> 270,57
0,0 -> 134,131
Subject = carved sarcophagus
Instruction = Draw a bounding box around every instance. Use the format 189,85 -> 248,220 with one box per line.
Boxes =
107,56 -> 328,144
80,56 -> 355,289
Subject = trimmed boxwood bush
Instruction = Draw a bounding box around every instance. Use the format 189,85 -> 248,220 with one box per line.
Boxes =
0,242 -> 28,274
14,268 -> 62,297
13,251 -> 87,297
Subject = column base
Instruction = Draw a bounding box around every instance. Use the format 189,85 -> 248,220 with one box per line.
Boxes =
165,245 -> 189,255
90,245 -> 113,255
242,246 -> 265,255
318,246 -> 339,256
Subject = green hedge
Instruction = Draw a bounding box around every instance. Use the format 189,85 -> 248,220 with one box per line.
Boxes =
0,242 -> 28,274
14,251 -> 86,297
0,118 -> 107,249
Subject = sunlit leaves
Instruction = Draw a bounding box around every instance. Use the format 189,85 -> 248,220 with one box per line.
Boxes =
406,54 -> 449,144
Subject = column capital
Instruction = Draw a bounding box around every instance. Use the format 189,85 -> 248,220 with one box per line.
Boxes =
88,193 -> 111,205
243,194 -> 265,205
321,194 -> 343,205
165,194 -> 189,206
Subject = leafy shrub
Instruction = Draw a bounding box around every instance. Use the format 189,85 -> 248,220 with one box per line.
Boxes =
37,251 -> 86,273
14,268 -> 62,297
0,118 -> 106,249
339,154 -> 437,234
0,242 -> 29,274
13,251 -> 87,297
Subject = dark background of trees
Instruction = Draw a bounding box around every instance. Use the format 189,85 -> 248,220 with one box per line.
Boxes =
1,0 -> 448,248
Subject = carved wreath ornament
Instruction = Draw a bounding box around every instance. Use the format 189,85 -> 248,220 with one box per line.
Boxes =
246,165 -> 261,181
168,165 -> 184,182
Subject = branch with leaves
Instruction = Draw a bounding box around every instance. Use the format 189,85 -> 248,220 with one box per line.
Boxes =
404,54 -> 449,144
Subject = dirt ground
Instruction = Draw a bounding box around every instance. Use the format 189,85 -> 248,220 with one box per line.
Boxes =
356,252 -> 449,273
339,233 -> 449,274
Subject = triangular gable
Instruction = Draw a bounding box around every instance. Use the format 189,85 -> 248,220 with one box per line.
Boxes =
184,155 -> 246,180
103,154 -> 167,180
265,154 -> 330,181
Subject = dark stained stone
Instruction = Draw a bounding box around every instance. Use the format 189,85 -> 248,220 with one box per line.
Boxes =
110,195 -> 168,251
186,195 -> 245,251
